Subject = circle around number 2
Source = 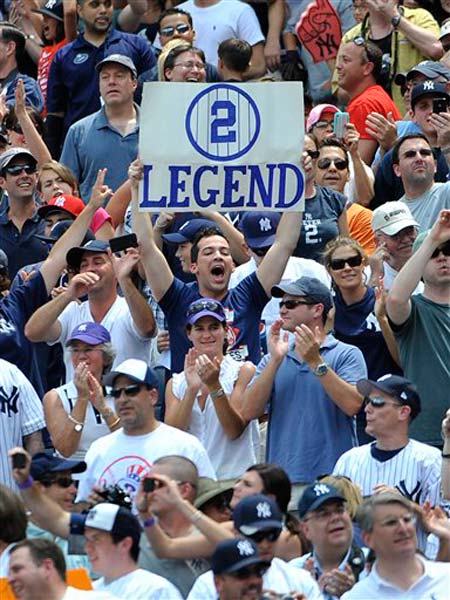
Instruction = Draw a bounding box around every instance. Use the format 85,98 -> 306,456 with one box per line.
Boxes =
185,84 -> 261,162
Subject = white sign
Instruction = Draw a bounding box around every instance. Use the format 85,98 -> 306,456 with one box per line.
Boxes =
139,82 -> 304,212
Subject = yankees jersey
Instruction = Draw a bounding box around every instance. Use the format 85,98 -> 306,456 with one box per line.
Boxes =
0,358 -> 45,489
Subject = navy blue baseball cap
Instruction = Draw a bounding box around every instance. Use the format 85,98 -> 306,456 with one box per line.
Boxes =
271,276 -> 333,315
240,212 -> 281,249
211,539 -> 269,575
36,220 -> 95,246
357,374 -> 421,419
233,495 -> 282,535
30,450 -> 86,480
162,218 -> 221,245
298,482 -> 345,519
66,322 -> 111,346
66,239 -> 109,269
411,81 -> 450,108
103,358 -> 158,389
32,0 -> 64,21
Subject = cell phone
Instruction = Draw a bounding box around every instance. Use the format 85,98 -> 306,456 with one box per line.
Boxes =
109,233 -> 138,255
143,478 -> 156,493
12,452 -> 27,469
333,111 -> 350,138
433,97 -> 449,114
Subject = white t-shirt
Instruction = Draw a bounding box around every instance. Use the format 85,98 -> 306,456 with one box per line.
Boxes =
52,296 -> 152,382
62,586 -> 116,599
187,557 -> 322,600
0,359 -> 45,489
94,568 -> 182,599
176,0 -> 264,63
341,557 -> 450,599
76,423 -> 216,501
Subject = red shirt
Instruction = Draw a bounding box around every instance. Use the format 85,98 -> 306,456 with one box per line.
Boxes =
348,84 -> 402,140
37,39 -> 67,116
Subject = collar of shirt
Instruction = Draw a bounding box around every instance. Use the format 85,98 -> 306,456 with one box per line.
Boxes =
370,556 -> 431,592
95,104 -> 140,131
73,27 -> 121,50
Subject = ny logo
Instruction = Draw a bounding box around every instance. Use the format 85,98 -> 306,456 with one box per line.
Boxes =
45,0 -> 57,8
0,385 -> 19,416
423,81 -> 435,91
313,483 -> 330,496
256,501 -> 272,518
259,217 -> 272,232
54,195 -> 66,207
77,324 -> 88,331
237,540 -> 254,557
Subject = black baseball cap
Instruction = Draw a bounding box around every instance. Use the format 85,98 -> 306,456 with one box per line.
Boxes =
211,539 -> 269,575
298,482 -> 345,519
357,374 -> 421,420
162,218 -> 221,245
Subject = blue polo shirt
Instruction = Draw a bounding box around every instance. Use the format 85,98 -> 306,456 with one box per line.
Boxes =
0,272 -> 48,397
47,28 -> 156,136
60,106 -> 139,201
259,335 -> 367,483
0,206 -> 47,279
159,272 -> 269,372
1,69 -> 44,113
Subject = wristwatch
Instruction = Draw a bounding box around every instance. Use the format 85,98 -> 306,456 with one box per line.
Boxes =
391,14 -> 401,29
313,362 -> 329,377
68,414 -> 84,432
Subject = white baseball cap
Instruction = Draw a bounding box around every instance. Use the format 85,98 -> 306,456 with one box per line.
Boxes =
371,201 -> 419,236
440,20 -> 450,40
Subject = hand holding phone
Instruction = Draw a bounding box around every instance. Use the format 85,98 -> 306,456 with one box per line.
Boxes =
432,97 -> 449,114
333,112 -> 350,139
12,452 -> 27,470
143,478 -> 156,493
109,233 -> 138,255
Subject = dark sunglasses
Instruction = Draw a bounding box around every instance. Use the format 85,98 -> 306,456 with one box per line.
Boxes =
317,157 -> 348,171
160,23 -> 190,36
186,299 -> 224,318
279,298 -> 315,310
110,383 -> 143,399
431,242 -> 450,259
306,149 -> 319,159
231,564 -> 268,580
364,396 -> 401,408
250,246 -> 271,257
329,254 -> 363,271
246,528 -> 281,544
3,164 -> 36,176
40,476 -> 74,488
401,148 -> 433,159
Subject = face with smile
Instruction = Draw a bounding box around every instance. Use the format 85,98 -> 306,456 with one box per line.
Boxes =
190,234 -> 234,295
165,50 -> 206,82
327,245 -> 365,293
159,13 -> 194,47
302,500 -> 353,553
278,294 -> 318,332
79,251 -> 115,293
393,138 -> 436,190
38,469 -> 78,512
214,568 -> 265,600
363,503 -> 417,560
336,41 -> 370,94
8,547 -> 48,600
83,527 -> 126,578
187,315 -> 226,357
0,158 -> 38,201
230,470 -> 264,509
315,145 -> 349,193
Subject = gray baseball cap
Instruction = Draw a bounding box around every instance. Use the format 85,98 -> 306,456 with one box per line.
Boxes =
0,147 -> 37,172
271,276 -> 333,315
95,53 -> 137,78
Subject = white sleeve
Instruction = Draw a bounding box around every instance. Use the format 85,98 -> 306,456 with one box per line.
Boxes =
235,3 -> 265,45
186,572 -> 216,600
16,368 -> 45,435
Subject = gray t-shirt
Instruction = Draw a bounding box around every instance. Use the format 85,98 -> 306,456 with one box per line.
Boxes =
401,182 -> 450,231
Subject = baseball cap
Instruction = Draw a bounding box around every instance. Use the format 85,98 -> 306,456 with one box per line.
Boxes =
30,450 -> 86,480
186,298 -> 227,325
440,20 -> 450,40
95,54 -> 138,78
411,81 -> 450,109
66,322 -> 111,346
298,482 -> 345,519
103,358 -> 158,389
357,374 -> 421,419
66,239 -> 109,269
211,539 -> 269,575
371,201 -> 419,236
395,60 -> 450,86
38,194 -> 85,219
194,477 -> 234,509
271,276 -> 333,315
239,212 -> 281,248
233,494 -> 282,535
32,0 -> 63,22
162,218 -> 221,245
0,249 -> 8,270
0,147 -> 37,172
306,104 -> 339,132
35,220 -> 96,245
83,503 -> 141,544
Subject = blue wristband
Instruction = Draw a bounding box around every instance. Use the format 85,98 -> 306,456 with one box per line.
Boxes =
18,476 -> 34,490
142,516 -> 157,528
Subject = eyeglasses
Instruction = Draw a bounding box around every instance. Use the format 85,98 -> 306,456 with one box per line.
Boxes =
379,513 -> 417,528
329,254 -> 363,271
306,149 -> 320,159
40,476 -> 74,488
431,241 -> 450,259
231,564 -> 269,580
317,157 -> 349,171
279,299 -> 315,310
401,148 -> 433,159
313,120 -> 334,130
364,396 -> 402,408
173,61 -> 206,70
3,164 -> 36,176
305,504 -> 347,522
246,528 -> 281,543
160,23 -> 191,36
110,383 -> 143,399
186,299 -> 225,319
69,346 -> 101,355
389,226 -> 417,241
250,246 -> 271,257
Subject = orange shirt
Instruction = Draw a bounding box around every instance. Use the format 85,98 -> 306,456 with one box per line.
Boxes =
347,202 -> 376,255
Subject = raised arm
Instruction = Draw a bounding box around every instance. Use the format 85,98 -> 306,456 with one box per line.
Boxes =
344,122 -> 375,206
15,80 -> 52,167
129,159 -> 174,301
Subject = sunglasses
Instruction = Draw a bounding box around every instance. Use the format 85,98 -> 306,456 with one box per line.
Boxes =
431,241 -> 450,259
329,254 -> 363,271
110,383 -> 143,399
186,300 -> 225,319
3,164 -> 36,176
40,476 -> 74,488
160,23 -> 190,36
313,121 -> 333,130
250,246 -> 271,257
279,299 -> 315,310
246,528 -> 281,543
306,149 -> 319,159
364,396 -> 402,408
231,564 -> 268,580
401,149 -> 433,159
317,157 -> 348,171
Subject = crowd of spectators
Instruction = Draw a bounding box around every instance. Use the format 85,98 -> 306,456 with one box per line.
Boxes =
2,0 -> 450,598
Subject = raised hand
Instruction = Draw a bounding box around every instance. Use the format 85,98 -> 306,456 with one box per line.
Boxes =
196,353 -> 221,388
128,158 -> 144,190
374,277 -> 388,320
15,79 -> 27,119
294,324 -> 322,366
110,247 -> 140,283
365,111 -> 398,151
184,347 -> 202,391
87,372 -> 107,412
88,168 -> 112,210
66,272 -> 100,300
268,319 -> 290,362
429,209 -> 450,245
73,361 -> 90,398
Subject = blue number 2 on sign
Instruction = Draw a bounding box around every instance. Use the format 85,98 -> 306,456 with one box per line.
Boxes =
211,100 -> 236,144
186,84 -> 261,161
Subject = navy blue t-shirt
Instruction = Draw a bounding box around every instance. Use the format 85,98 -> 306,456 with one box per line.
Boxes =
159,272 -> 269,372
0,273 -> 48,396
293,186 -> 346,262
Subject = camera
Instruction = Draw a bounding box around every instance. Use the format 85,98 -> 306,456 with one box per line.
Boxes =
97,484 -> 132,510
